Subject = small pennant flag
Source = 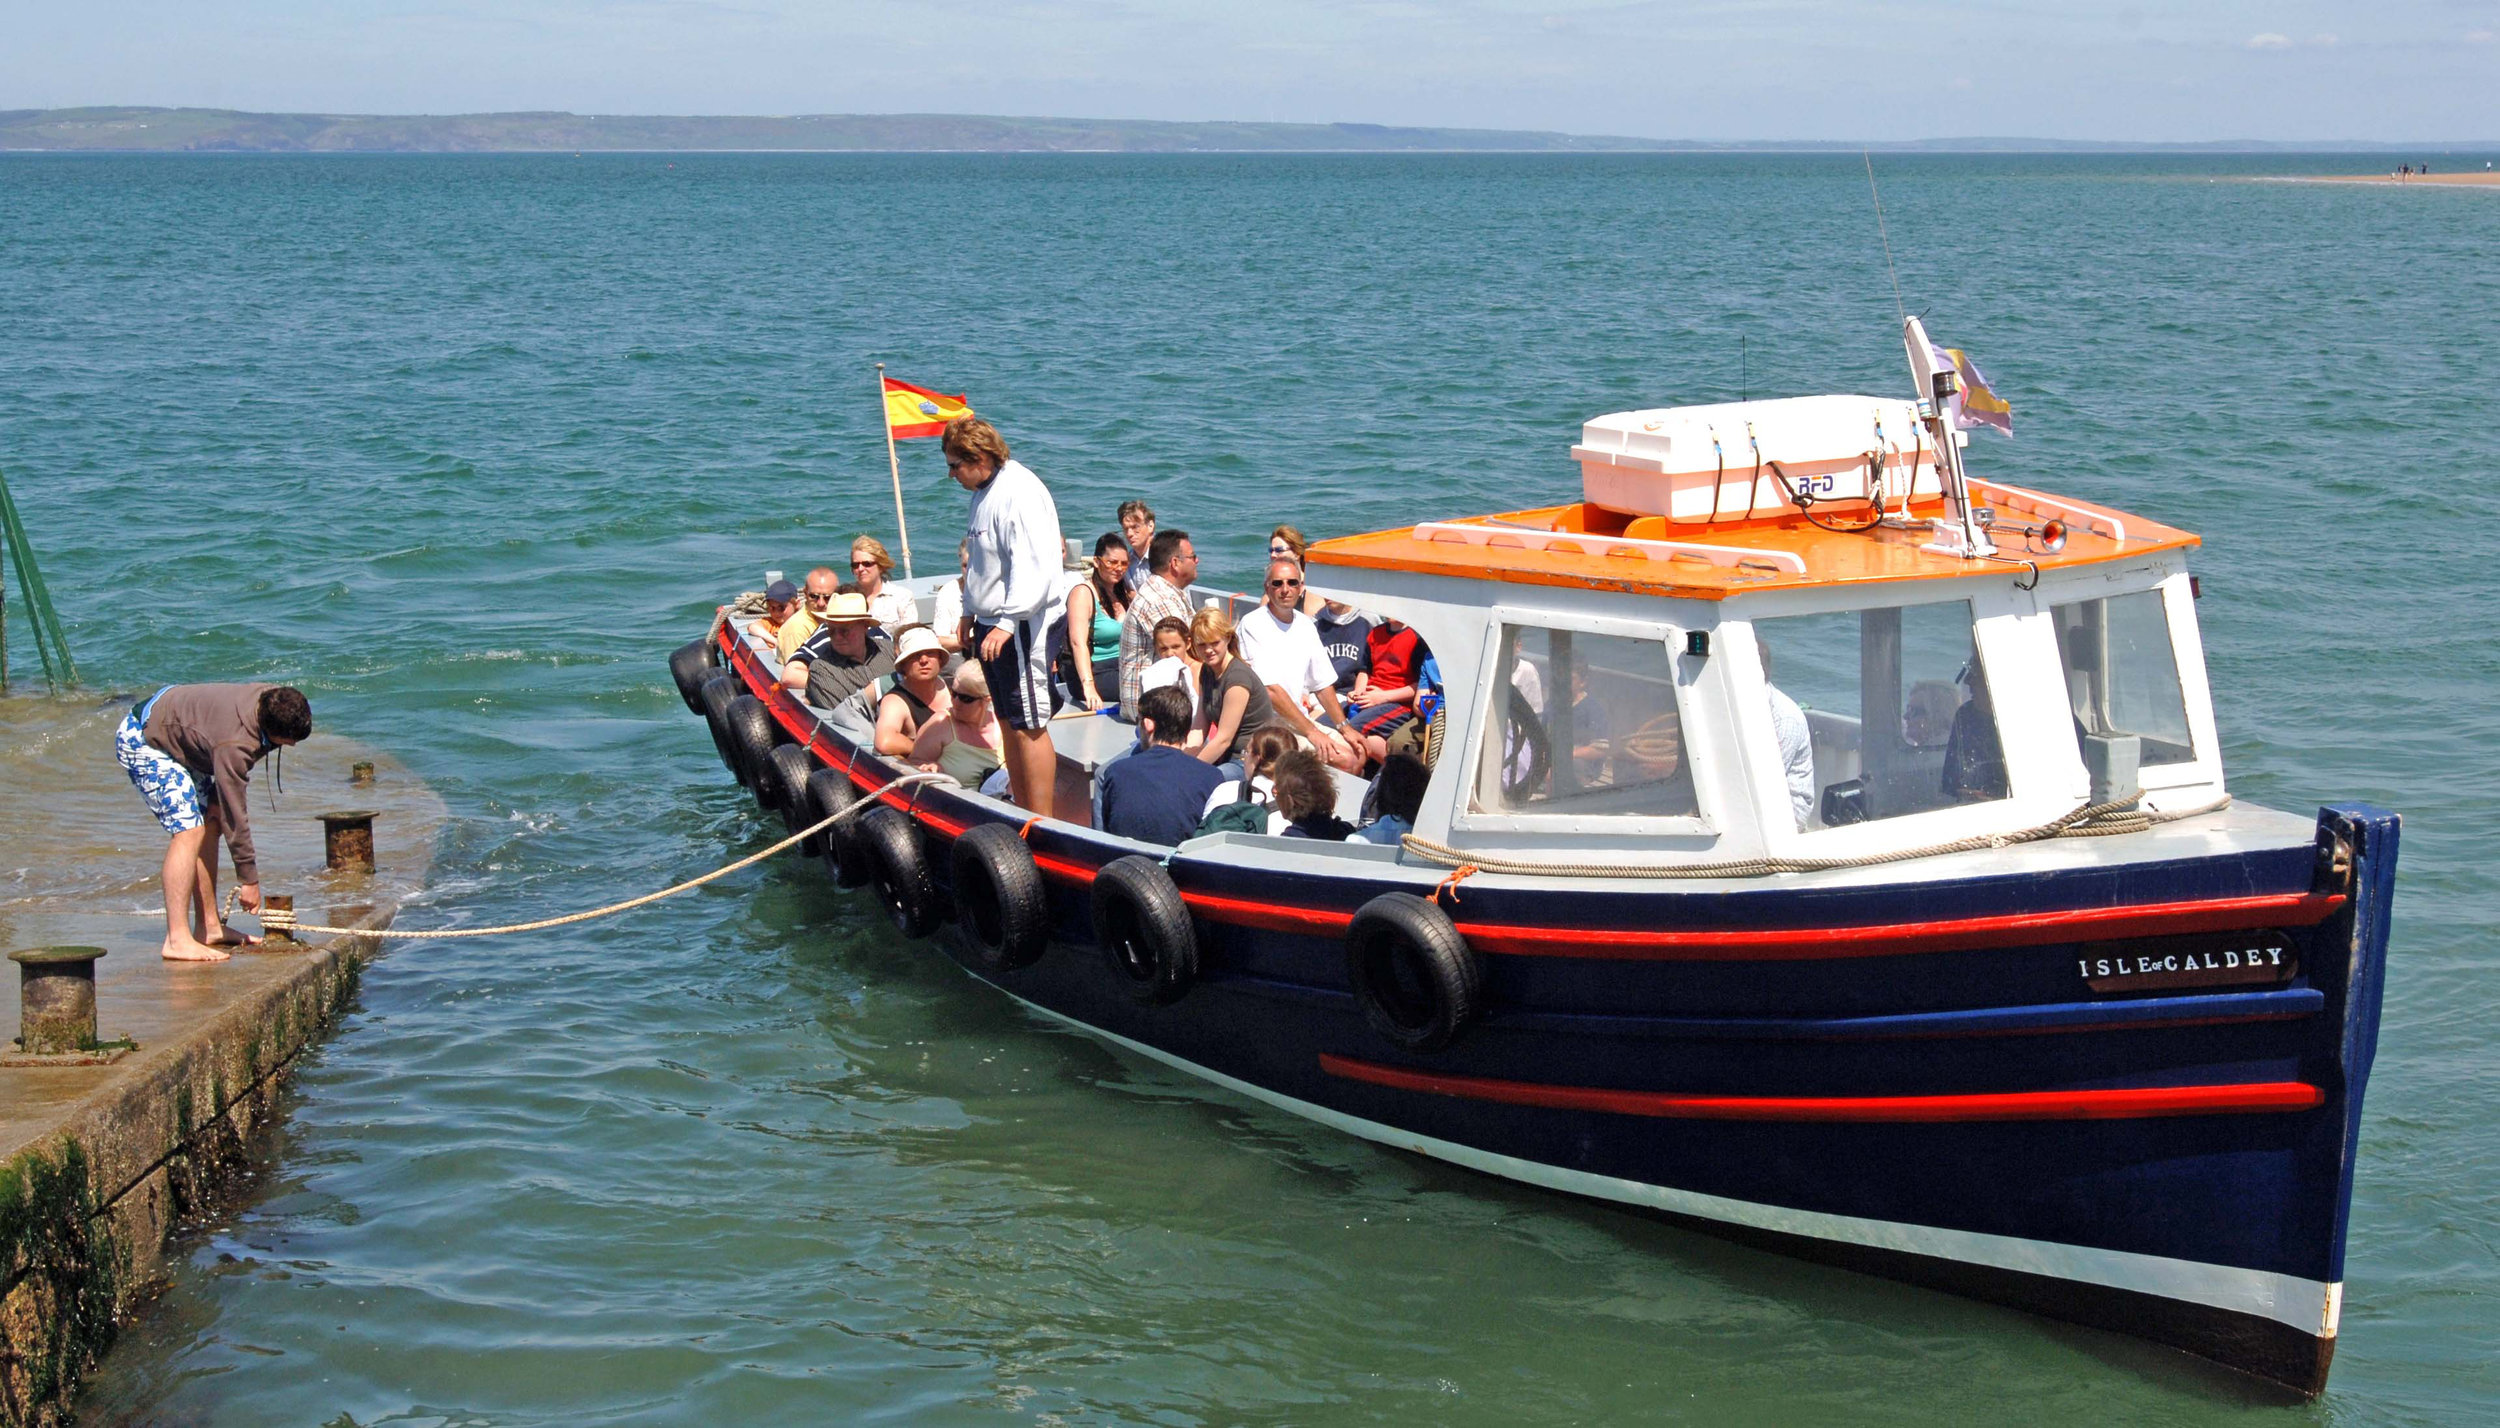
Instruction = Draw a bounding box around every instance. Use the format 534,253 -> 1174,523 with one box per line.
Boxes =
882,376 -> 973,440
1929,344 -> 2013,437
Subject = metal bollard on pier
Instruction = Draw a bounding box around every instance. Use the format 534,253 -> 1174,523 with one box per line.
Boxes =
7,945 -> 124,1062
318,810 -> 377,873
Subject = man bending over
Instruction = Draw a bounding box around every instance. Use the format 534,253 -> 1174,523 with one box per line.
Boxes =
115,683 -> 312,962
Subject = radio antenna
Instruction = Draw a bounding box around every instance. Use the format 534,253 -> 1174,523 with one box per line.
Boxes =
1864,150 -> 1907,327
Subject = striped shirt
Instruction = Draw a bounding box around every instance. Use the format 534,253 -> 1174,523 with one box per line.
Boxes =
1117,572 -> 1193,720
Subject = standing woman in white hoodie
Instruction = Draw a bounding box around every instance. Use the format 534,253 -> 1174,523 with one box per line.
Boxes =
943,415 -> 1065,820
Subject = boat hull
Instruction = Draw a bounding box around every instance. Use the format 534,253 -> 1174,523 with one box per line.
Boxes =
705,626 -> 2395,1395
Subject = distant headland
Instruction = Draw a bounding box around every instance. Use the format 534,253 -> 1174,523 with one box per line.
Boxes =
5,107 -> 2495,155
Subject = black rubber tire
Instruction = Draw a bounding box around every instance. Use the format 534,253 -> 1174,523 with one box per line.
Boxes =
948,823 -> 1051,972
669,638 -> 715,714
765,744 -> 817,840
798,766 -> 851,866
857,805 -> 942,938
1346,892 -> 1481,1053
699,675 -> 741,777
724,694 -> 776,799
1092,855 -> 1198,1005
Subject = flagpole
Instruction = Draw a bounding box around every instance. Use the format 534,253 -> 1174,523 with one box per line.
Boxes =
877,362 -> 914,579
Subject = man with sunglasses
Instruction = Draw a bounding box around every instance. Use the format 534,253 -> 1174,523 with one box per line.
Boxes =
942,415 -> 1065,819
1237,557 -> 1365,773
772,567 -> 840,667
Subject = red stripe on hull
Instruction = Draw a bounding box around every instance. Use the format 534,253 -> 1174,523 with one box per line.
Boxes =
1317,1054 -> 2325,1122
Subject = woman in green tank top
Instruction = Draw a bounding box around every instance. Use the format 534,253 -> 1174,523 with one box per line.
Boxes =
1065,532 -> 1134,711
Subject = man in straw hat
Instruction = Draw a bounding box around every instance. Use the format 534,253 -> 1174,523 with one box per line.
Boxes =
782,589 -> 895,708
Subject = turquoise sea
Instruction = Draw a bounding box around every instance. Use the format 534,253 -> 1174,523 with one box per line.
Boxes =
3,152 -> 2494,1425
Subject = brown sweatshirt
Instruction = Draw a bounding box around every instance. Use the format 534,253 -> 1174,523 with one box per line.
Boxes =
143,683 -> 277,883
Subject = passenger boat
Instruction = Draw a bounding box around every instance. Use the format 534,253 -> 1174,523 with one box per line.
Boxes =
668,320 -> 2394,1396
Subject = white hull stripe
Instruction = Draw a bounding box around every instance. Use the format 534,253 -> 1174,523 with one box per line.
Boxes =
1014,995 -> 2341,1339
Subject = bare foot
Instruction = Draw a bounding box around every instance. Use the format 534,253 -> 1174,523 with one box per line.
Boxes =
200,926 -> 262,949
162,936 -> 232,963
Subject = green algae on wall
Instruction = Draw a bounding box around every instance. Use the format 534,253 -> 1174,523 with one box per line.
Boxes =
0,1137 -> 125,1427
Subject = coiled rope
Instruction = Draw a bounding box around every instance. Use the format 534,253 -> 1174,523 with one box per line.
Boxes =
244,771 -> 951,940
1398,793 -> 2232,882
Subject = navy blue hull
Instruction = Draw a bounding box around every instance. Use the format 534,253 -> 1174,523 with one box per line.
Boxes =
709,630 -> 2395,1395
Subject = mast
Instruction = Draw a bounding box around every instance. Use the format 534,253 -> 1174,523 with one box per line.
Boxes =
1903,316 -> 1995,559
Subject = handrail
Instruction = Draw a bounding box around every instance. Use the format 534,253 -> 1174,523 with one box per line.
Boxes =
1969,480 -> 2129,543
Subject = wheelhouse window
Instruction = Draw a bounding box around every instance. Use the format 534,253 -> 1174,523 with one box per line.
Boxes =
2051,590 -> 2195,767
1752,599 -> 2006,830
1471,626 -> 1699,818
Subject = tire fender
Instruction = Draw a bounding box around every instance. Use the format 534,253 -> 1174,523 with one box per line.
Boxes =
1346,892 -> 1481,1053
698,675 -> 741,777
723,694 -> 776,800
765,743 -> 817,841
1092,855 -> 1198,1005
948,823 -> 1051,972
856,804 -> 942,939
800,766 -> 860,872
669,638 -> 716,714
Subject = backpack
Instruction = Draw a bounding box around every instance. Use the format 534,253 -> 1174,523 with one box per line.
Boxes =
1192,777 -> 1272,838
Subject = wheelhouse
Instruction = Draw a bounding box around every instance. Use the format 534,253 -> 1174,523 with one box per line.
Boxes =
1307,394 -> 2223,872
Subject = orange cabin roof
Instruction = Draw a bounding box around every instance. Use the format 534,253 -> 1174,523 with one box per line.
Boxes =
1307,488 -> 2197,602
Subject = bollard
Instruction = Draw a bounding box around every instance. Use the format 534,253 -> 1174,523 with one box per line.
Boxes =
10,946 -> 105,1055
350,760 -> 376,786
259,893 -> 299,946
318,810 -> 377,873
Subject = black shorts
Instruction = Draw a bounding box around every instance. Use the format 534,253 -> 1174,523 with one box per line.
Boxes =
975,616 -> 1058,732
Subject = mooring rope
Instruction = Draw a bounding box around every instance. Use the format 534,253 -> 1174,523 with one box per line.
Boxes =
91,771 -> 953,941
1397,794 -> 2232,881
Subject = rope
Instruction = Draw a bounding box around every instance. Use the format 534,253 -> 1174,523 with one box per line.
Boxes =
243,771 -> 951,940
1398,794 -> 2232,882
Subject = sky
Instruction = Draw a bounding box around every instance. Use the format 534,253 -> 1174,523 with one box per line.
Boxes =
5,0 -> 2496,143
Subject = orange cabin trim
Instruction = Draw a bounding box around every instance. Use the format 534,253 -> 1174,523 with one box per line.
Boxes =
1309,497 -> 2197,601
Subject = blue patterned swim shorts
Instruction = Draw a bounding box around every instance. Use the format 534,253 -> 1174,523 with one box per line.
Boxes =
117,688 -> 206,836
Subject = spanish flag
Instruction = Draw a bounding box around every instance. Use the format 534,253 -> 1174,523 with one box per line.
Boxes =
882,376 -> 973,440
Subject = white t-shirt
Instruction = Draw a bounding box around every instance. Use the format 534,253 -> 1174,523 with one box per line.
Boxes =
1236,604 -> 1336,710
963,459 -> 1064,623
1766,684 -> 1816,828
930,579 -> 964,640
1140,655 -> 1200,720
867,583 -> 919,632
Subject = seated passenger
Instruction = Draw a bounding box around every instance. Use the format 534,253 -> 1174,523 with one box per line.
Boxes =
1904,679 -> 1959,749
849,536 -> 919,632
1756,639 -> 1815,829
778,567 -> 839,666
1116,499 -> 1156,594
1062,532 -> 1132,711
1942,663 -> 2008,802
1346,615 -> 1427,753
1190,605 -> 1282,769
1139,616 -> 1199,724
1565,657 -> 1613,788
1119,527 -> 1197,719
1099,685 -> 1226,845
1200,727 -> 1298,836
874,625 -> 950,758
745,579 -> 801,650
912,662 -> 1004,791
1351,752 -> 1430,845
785,591 -> 896,707
1265,526 -> 1326,616
1236,558 -> 1365,774
1269,749 -> 1356,841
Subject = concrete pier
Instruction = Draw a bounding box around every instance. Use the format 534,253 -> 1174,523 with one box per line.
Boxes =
0,696 -> 443,1427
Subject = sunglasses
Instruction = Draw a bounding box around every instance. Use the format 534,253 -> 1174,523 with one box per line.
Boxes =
850,559 -> 880,568
804,592 -> 832,603
1267,577 -> 1303,589
955,691 -> 989,704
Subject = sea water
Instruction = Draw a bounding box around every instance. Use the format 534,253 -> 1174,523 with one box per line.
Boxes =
2,151 -> 2492,1425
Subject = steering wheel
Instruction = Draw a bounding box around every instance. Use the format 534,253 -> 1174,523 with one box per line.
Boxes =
1499,685 -> 1551,802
